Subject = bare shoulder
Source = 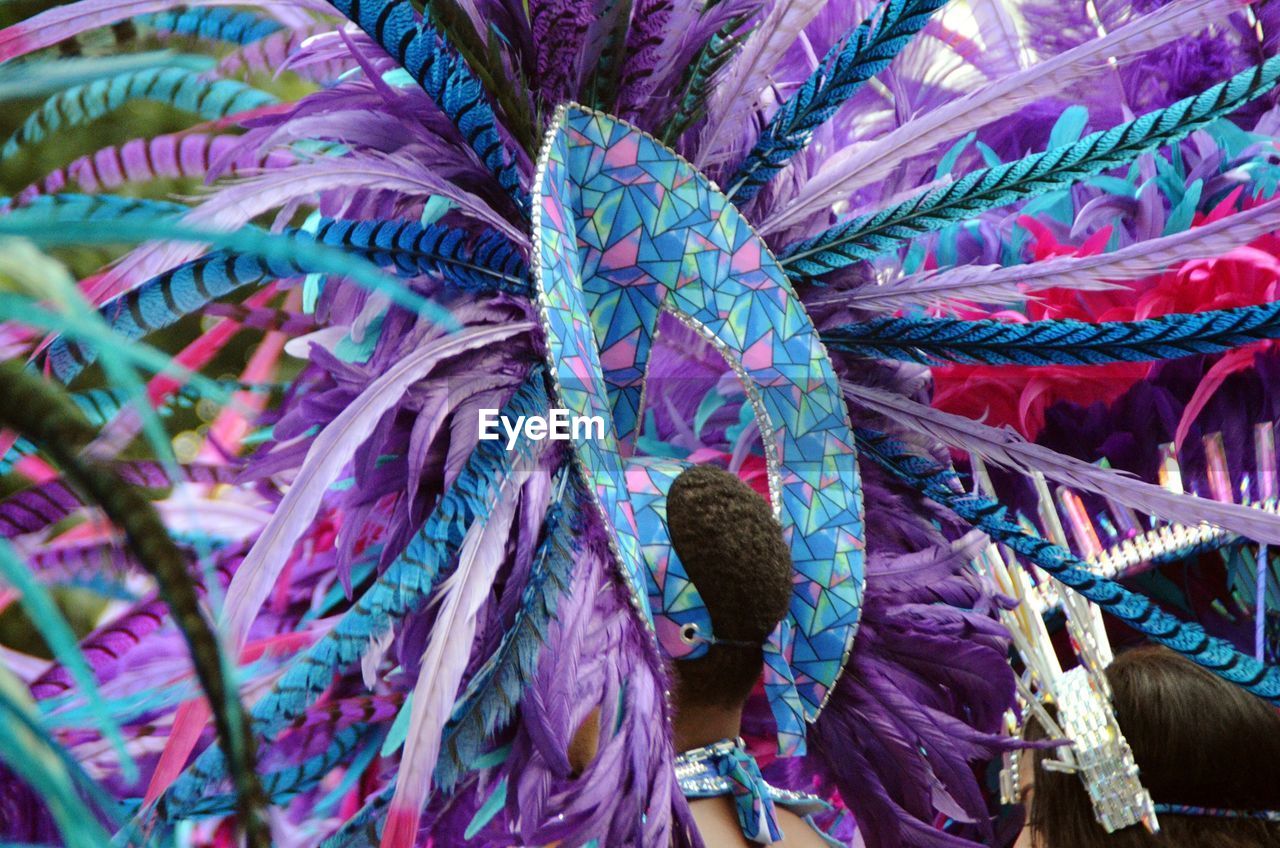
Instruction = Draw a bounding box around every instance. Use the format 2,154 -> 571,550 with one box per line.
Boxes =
688,798 -> 837,848
774,808 -> 836,848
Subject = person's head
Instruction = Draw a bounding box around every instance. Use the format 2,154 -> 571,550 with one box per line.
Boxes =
665,464 -> 793,713
1017,645 -> 1280,848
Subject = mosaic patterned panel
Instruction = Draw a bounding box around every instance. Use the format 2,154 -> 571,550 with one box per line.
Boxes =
624,456 -> 712,659
533,104 -> 866,753
532,120 -> 652,624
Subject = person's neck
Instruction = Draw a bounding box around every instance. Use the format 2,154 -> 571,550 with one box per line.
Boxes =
673,702 -> 744,754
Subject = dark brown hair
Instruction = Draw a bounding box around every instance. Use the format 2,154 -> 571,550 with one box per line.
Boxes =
665,464 -> 792,710
1025,645 -> 1280,848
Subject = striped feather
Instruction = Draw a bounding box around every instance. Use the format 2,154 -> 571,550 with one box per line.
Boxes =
765,0 -> 1246,233
157,373 -> 548,815
14,133 -> 295,205
137,8 -> 282,44
323,0 -> 528,208
434,466 -> 582,791
726,0 -> 950,202
857,428 -> 1280,704
1,68 -> 278,162
781,54 -> 1280,278
822,301 -> 1280,366
166,695 -> 402,819
44,215 -> 528,382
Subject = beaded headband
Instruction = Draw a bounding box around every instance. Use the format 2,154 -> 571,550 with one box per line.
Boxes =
532,103 -> 867,755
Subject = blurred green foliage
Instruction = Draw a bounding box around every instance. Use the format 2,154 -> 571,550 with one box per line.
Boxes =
0,2 -> 316,653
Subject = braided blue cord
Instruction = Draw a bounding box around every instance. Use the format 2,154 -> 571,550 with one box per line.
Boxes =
323,0 -> 528,210
157,374 -> 548,818
136,9 -> 282,45
728,0 -> 949,203
0,68 -> 277,162
857,428 -> 1280,703
822,301 -> 1280,365
781,54 -> 1280,279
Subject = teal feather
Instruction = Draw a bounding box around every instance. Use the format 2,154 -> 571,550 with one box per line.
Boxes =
822,301 -> 1280,366
136,9 -> 282,45
0,666 -> 112,848
169,725 -> 383,820
0,538 -> 135,780
156,373 -> 549,817
781,54 -> 1280,278
434,466 -> 583,791
41,204 -> 522,383
0,202 -> 455,331
1,68 -> 278,162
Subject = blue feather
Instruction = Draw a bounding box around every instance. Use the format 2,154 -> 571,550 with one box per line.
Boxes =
1,68 -> 277,162
323,0 -> 528,209
857,428 -> 1280,703
156,373 -> 550,818
822,302 -> 1280,366
727,0 -> 949,202
167,725 -> 383,820
37,203 -> 527,383
136,9 -> 282,45
434,467 -> 584,791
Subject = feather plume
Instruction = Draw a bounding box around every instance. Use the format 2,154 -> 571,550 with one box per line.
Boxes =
857,427 -> 1280,703
764,0 -> 1250,235
160,373 -> 548,813
845,381 -> 1280,545
219,323 -> 530,656
436,467 -> 580,790
818,195 -> 1280,312
382,464 -> 529,848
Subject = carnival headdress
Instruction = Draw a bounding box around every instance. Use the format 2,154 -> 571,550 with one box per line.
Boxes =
2,2 -> 1280,848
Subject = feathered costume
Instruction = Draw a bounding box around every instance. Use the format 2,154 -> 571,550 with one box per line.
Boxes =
1,1 -> 1280,846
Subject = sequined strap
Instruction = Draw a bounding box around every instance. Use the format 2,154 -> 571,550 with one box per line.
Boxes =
677,740 -> 819,844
